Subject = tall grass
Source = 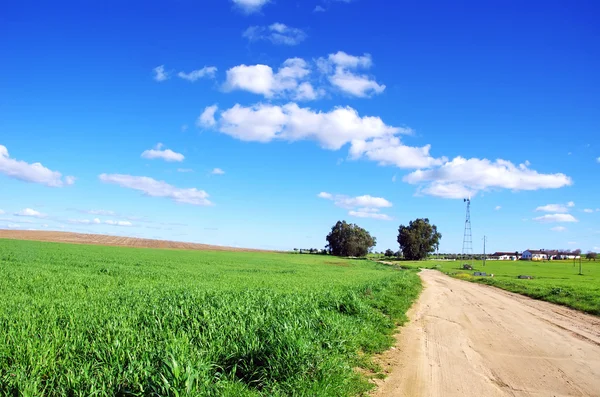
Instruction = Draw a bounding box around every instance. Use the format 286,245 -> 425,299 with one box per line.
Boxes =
0,239 -> 420,396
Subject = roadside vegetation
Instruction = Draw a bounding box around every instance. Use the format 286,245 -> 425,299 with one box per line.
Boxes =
0,238 -> 420,396
386,259 -> 600,315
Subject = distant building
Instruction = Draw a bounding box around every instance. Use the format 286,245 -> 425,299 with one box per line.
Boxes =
490,252 -> 520,261
521,249 -> 581,261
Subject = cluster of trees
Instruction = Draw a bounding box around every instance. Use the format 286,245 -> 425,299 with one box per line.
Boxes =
324,218 -> 440,260
292,248 -> 328,255
586,252 -> 597,261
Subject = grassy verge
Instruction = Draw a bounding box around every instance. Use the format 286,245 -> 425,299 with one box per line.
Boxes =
384,259 -> 599,315
0,239 -> 421,396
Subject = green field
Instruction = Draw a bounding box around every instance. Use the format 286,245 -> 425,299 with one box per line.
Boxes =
0,239 -> 420,396
399,259 -> 600,315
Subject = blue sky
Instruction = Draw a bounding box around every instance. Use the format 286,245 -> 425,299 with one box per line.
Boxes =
1,0 -> 599,252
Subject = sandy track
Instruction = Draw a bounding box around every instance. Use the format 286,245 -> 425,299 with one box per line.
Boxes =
0,230 -> 271,252
373,270 -> 600,397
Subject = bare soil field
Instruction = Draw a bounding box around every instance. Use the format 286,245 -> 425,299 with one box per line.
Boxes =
372,269 -> 600,397
0,229 -> 270,252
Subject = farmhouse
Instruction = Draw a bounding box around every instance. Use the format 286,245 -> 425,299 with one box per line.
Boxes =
521,249 -> 581,261
490,252 -> 520,261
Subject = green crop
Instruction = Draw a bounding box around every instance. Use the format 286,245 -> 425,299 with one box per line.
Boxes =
0,239 -> 420,396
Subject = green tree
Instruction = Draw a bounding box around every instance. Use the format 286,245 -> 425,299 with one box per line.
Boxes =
397,218 -> 442,260
384,249 -> 395,257
586,252 -> 597,261
326,220 -> 376,257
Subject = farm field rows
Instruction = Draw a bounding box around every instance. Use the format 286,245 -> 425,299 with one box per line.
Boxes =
0,238 -> 420,396
396,259 -> 600,315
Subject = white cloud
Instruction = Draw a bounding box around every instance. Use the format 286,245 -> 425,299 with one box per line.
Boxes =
198,105 -> 218,127
550,226 -> 566,232
0,144 -> 75,187
536,204 -> 569,213
0,210 -> 4,215
153,65 -> 169,82
313,5 -> 326,12
99,174 -> 212,206
317,51 -> 385,97
211,168 -> 225,175
495,206 -> 502,211
533,213 -> 578,223
597,157 -> 600,163
181,124 -> 188,132
319,192 -> 393,221
177,66 -> 217,81
105,220 -> 133,227
404,157 -> 572,199
567,241 -> 577,245
86,209 -> 115,215
141,144 -> 185,162
583,209 -> 594,213
243,23 -> 307,46
349,136 -> 445,169
348,210 -> 392,220
223,58 -> 320,101
232,0 -> 270,14
317,192 -> 333,199
14,208 -> 45,217
177,168 -> 194,173
567,201 -> 575,207
417,182 -> 476,199
204,102 -> 400,150
7,223 -> 20,229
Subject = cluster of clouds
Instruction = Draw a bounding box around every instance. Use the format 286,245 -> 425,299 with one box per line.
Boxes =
230,0 -> 351,15
318,192 -> 393,220
158,51 -> 385,99
68,218 -> 132,227
533,201 -> 579,232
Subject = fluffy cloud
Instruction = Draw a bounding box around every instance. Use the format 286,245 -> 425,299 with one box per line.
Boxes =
550,226 -> 566,232
201,102 -> 400,150
318,192 -> 392,220
141,144 -> 185,162
349,136 -> 445,169
99,174 -> 212,206
14,208 -> 45,217
404,157 -> 572,199
243,23 -> 307,45
597,157 -> 600,163
211,168 -> 225,175
533,214 -> 578,223
0,145 -> 75,187
232,0 -> 270,14
567,201 -> 575,207
223,58 -> 320,101
153,65 -> 168,82
317,51 -> 385,97
495,206 -> 502,211
583,209 -> 594,213
198,105 -> 218,127
313,5 -> 326,12
536,204 -> 570,213
178,66 -> 217,81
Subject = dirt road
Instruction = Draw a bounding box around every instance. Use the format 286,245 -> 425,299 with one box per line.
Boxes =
373,270 -> 600,397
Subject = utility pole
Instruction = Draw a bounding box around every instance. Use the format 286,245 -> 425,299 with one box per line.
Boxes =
483,235 -> 487,267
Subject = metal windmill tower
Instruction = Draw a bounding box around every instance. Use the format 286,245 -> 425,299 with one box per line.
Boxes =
462,198 -> 473,263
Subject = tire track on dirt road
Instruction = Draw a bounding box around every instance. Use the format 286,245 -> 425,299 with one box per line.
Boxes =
372,270 -> 600,397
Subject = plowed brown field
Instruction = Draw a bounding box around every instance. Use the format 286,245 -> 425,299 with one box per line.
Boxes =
0,229 -> 270,252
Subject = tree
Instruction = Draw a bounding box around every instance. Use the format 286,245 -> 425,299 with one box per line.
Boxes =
586,252 -> 597,261
384,249 -> 395,257
397,218 -> 442,260
326,220 -> 376,257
